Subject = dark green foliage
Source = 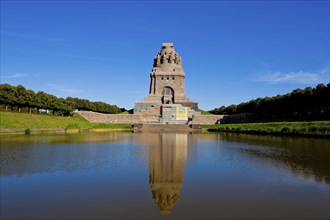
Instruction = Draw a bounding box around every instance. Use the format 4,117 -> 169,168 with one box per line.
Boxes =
65,97 -> 121,114
281,127 -> 291,133
209,83 -> 330,121
24,128 -> 31,135
308,126 -> 317,133
0,84 -> 122,115
127,109 -> 134,114
202,121 -> 330,137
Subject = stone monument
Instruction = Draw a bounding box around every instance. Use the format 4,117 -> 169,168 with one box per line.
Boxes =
134,43 -> 198,114
79,43 -> 204,125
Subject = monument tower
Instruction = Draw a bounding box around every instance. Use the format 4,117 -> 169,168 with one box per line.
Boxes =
134,43 -> 198,114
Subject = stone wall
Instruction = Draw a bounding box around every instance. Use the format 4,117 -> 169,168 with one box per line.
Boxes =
221,113 -> 256,124
79,110 -> 256,125
78,111 -> 143,124
133,123 -> 200,132
79,111 -> 224,125
177,102 -> 198,111
79,104 -> 161,124
191,115 -> 225,125
191,113 -> 256,125
134,102 -> 157,114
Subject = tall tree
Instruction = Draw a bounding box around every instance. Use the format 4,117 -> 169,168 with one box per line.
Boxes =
209,83 -> 330,121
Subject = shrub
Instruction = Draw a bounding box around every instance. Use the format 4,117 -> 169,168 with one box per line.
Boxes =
292,129 -> 299,134
266,128 -> 274,133
25,128 -> 31,135
308,126 -> 317,133
318,127 -> 328,133
281,127 -> 291,133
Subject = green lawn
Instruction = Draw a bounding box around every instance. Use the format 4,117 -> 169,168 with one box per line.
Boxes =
2,111 -> 329,137
202,121 -> 330,137
0,111 -> 131,130
198,109 -> 213,115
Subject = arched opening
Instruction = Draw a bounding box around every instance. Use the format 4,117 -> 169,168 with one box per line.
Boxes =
162,87 -> 174,104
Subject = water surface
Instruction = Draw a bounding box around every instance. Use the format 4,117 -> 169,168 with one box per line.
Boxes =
1,132 -> 329,219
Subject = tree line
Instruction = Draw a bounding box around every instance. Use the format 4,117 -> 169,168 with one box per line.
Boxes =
0,84 -> 123,115
209,83 -> 330,121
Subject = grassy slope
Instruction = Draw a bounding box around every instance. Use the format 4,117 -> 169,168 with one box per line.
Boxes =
2,111 -> 329,136
0,112 -> 131,129
199,109 -> 213,115
202,121 -> 330,136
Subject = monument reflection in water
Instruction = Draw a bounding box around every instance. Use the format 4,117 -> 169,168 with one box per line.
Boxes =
1,132 -> 329,219
146,133 -> 187,214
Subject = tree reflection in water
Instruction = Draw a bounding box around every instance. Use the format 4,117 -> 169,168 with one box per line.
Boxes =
1,132 -> 329,219
218,133 -> 330,185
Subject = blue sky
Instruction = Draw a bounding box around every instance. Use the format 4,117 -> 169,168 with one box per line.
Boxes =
1,1 -> 329,110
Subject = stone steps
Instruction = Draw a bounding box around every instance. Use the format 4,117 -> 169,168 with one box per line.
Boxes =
133,123 -> 201,132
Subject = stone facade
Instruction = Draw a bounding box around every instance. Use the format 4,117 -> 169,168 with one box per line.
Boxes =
79,111 -> 143,124
134,43 -> 198,113
79,106 -> 161,124
160,104 -> 201,124
79,111 -> 255,125
220,113 -> 256,124
79,43 -> 208,125
190,115 -> 225,125
79,110 -> 224,125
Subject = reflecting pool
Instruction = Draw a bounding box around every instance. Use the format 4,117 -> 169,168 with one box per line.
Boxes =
1,132 -> 329,219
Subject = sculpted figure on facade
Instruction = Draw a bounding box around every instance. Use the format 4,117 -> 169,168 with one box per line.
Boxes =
161,54 -> 167,64
174,53 -> 179,64
169,53 -> 174,64
154,54 -> 160,66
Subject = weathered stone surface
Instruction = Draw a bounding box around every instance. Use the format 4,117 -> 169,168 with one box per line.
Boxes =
134,43 -> 198,113
221,113 -> 256,124
79,111 -> 143,123
79,110 -> 224,125
79,105 -> 162,124
79,111 -> 254,125
133,123 -> 201,132
80,43 -> 204,125
191,115 -> 225,125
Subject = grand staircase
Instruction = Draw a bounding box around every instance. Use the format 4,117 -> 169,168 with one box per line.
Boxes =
133,123 -> 201,132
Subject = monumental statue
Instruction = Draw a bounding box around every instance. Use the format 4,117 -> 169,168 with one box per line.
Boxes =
134,43 -> 198,115
79,43 -> 229,125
